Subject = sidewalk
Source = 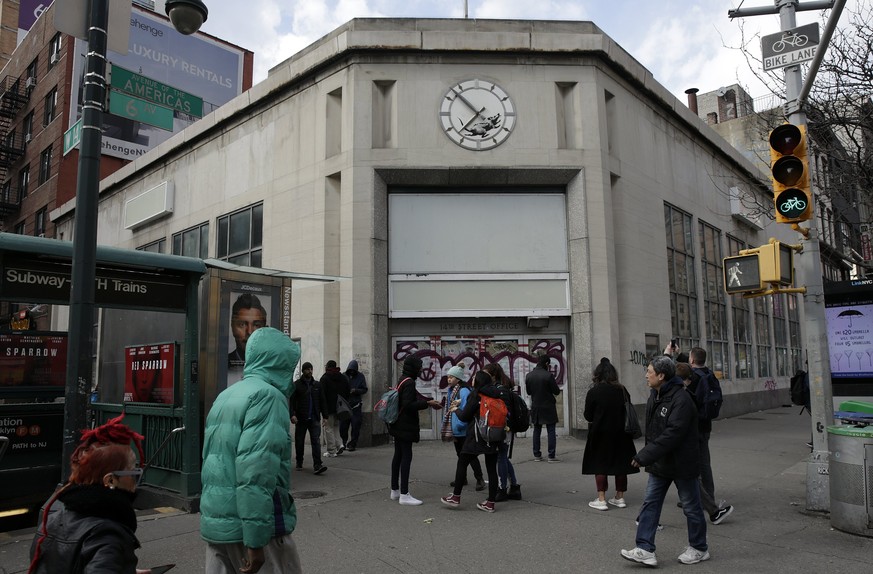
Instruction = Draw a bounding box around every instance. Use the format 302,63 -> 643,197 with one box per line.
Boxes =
2,406 -> 871,572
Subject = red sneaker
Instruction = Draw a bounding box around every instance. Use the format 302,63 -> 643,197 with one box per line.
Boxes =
476,500 -> 495,513
441,494 -> 461,507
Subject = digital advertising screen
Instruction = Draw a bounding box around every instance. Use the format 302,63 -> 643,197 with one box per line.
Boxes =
0,332 -> 68,388
825,280 -> 873,395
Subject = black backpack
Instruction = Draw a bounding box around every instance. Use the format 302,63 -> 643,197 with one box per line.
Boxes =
692,367 -> 723,420
790,370 -> 809,407
505,390 -> 530,433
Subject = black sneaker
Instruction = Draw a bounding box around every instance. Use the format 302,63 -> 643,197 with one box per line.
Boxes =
710,505 -> 733,524
314,465 -> 327,475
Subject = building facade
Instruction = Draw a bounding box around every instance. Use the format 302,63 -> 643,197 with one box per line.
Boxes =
53,19 -> 805,441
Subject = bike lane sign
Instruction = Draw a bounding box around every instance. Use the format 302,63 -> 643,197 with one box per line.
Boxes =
761,23 -> 820,71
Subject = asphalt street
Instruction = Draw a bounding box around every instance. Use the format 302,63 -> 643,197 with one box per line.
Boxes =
2,405 -> 872,573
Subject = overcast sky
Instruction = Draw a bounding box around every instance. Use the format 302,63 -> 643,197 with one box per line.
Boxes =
154,0 -> 851,103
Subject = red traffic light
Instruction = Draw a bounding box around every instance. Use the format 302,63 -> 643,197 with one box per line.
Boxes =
769,124 -> 803,155
772,156 -> 804,186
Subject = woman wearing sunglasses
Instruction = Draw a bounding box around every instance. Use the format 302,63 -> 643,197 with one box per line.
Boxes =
28,414 -> 154,574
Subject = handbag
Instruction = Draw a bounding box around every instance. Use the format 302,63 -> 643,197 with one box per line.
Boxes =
623,388 -> 642,439
336,395 -> 352,422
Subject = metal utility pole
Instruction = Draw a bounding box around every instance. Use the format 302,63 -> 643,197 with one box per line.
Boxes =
729,0 -> 839,512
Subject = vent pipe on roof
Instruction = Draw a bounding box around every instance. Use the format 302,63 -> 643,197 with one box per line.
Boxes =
685,88 -> 699,115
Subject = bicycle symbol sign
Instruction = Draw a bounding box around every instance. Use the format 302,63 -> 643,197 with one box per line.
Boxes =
761,23 -> 820,71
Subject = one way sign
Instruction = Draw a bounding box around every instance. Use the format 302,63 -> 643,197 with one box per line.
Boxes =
761,23 -> 820,71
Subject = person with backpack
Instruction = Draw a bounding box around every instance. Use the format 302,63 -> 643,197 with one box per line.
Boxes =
388,356 -> 442,506
581,357 -> 639,511
441,370 -> 507,512
441,364 -> 486,492
686,347 -> 733,525
483,363 -> 522,502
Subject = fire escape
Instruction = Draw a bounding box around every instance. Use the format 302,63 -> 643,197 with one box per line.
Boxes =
0,75 -> 29,219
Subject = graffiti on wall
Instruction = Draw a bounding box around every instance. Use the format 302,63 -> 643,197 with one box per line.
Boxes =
392,337 -> 566,391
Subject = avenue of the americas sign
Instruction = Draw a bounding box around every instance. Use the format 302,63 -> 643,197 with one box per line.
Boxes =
761,23 -> 820,72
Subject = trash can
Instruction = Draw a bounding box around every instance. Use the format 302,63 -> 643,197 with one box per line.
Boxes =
828,417 -> 873,538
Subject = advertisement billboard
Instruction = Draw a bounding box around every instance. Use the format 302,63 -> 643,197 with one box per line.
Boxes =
68,7 -> 245,160
0,332 -> 67,388
123,342 -> 177,404
825,280 -> 873,396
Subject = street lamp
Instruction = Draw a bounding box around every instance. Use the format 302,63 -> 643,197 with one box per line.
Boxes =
165,0 -> 209,35
62,0 -> 210,481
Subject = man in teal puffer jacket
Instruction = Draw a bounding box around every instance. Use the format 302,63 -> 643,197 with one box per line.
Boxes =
201,327 -> 301,573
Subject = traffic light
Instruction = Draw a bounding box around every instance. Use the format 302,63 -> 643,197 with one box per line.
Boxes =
723,241 -> 795,295
769,123 -> 812,223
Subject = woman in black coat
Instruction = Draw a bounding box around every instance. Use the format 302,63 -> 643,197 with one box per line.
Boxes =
582,357 -> 639,511
388,356 -> 441,506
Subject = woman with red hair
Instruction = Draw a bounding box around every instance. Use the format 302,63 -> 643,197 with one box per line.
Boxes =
28,415 -> 151,574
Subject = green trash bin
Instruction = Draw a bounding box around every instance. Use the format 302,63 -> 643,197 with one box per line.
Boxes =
828,423 -> 873,537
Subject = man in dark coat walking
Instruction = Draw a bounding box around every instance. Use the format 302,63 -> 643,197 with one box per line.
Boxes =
525,353 -> 561,461
340,359 -> 368,451
621,355 -> 708,567
320,360 -> 351,457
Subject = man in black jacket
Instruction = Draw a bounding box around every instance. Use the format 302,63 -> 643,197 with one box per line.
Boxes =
524,353 -> 561,462
621,355 -> 709,567
290,362 -> 327,474
320,360 -> 351,457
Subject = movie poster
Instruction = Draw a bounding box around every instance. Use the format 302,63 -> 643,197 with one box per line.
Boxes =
123,343 -> 177,404
0,332 -> 67,387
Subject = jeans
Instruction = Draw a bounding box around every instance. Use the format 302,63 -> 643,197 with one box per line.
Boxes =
453,437 -> 483,481
635,474 -> 707,553
339,405 -> 363,448
206,534 -> 301,574
294,418 -> 323,468
497,442 -> 517,489
454,451 -> 499,501
532,423 -> 556,458
391,439 -> 414,494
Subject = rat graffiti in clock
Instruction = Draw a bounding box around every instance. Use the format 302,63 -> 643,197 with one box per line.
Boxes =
439,79 -> 516,150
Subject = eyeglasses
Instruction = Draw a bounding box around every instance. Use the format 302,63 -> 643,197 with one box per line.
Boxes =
113,467 -> 144,485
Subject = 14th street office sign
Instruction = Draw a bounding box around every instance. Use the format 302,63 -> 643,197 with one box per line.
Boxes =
761,23 -> 820,71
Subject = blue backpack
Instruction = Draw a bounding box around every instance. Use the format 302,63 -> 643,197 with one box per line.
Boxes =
375,377 -> 410,425
693,368 -> 723,420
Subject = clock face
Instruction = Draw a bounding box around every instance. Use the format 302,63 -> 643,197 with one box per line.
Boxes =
439,79 -> 516,150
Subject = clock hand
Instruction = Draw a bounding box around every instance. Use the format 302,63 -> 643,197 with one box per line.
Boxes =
454,90 -> 481,114
460,106 -> 486,131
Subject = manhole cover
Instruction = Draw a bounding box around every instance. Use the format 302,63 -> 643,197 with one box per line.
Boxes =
737,417 -> 764,421
294,490 -> 327,499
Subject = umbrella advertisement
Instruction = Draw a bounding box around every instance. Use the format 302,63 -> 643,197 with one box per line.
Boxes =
825,303 -> 873,377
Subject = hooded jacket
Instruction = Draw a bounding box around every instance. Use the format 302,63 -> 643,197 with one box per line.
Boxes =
633,376 -> 699,479
344,360 -> 369,408
388,357 -> 429,442
320,367 -> 351,415
200,327 -> 301,548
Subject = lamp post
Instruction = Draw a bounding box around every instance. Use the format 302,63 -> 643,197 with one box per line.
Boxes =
61,0 -> 209,481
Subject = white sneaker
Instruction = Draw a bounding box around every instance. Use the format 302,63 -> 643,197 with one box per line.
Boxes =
608,497 -> 627,508
621,547 -> 658,566
677,546 -> 710,565
399,493 -> 423,506
588,499 -> 609,511
390,489 -> 400,500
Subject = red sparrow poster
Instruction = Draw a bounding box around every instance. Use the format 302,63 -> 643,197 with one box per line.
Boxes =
124,343 -> 176,404
0,332 -> 67,388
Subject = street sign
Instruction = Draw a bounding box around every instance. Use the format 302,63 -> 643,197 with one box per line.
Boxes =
53,0 -> 131,55
109,64 -> 204,118
761,23 -> 820,71
63,118 -> 83,156
108,90 -> 175,131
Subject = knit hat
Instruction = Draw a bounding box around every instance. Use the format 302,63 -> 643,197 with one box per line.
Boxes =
446,365 -> 465,381
301,362 -> 313,371
325,360 -> 337,369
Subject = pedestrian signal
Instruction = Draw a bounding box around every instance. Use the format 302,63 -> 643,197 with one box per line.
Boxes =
723,241 -> 795,295
724,254 -> 763,294
769,124 -> 812,224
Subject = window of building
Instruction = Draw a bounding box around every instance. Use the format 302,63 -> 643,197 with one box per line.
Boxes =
773,294 -> 789,376
48,33 -> 62,68
699,221 -> 728,377
18,164 -> 30,197
137,238 -> 166,254
39,146 -> 52,185
43,87 -> 57,126
35,207 -> 47,237
26,58 -> 38,88
787,294 -> 802,373
1,180 -> 11,203
727,236 -> 752,378
664,203 -> 698,350
14,221 -> 25,235
23,112 -> 33,144
754,297 -> 771,377
217,204 -> 263,266
4,129 -> 15,150
172,222 -> 209,259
